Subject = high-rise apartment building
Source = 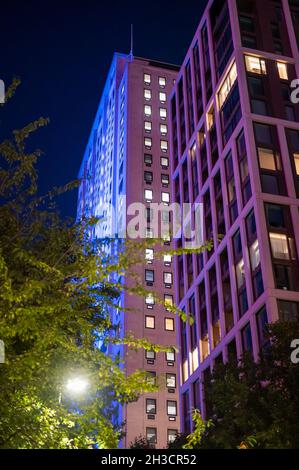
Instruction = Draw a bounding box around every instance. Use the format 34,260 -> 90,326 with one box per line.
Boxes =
169,0 -> 299,432
77,53 -> 180,448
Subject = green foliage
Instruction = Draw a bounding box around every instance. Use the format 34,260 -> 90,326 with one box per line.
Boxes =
182,410 -> 213,449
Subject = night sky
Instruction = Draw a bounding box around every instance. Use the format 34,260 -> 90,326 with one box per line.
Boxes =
0,0 -> 207,218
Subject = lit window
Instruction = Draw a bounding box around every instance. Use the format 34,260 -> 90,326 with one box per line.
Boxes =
277,62 -> 288,80
145,349 -> 155,359
145,269 -> 154,283
236,259 -> 245,288
269,233 -> 289,259
161,174 -> 169,185
164,294 -> 173,310
145,189 -> 153,201
159,76 -> 166,87
144,89 -> 152,100
245,55 -> 267,75
162,192 -> 170,204
160,108 -> 167,119
163,254 -> 172,264
145,315 -> 155,329
144,137 -> 152,149
166,373 -> 176,388
166,349 -> 175,362
144,73 -> 151,85
164,272 -> 173,285
145,293 -> 155,306
146,398 -> 156,414
161,156 -> 169,168
293,153 -> 299,175
218,62 -> 238,107
161,140 -> 168,152
258,148 -> 277,171
159,92 -> 167,103
146,427 -> 157,444
165,318 -> 174,331
160,124 -> 168,135
167,400 -> 177,416
145,248 -> 154,262
168,429 -> 177,443
144,105 -> 152,116
250,240 -> 260,270
144,121 -> 152,132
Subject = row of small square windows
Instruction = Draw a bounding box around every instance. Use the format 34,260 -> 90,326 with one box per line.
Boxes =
144,154 -> 169,169
144,189 -> 170,203
145,427 -> 178,445
145,315 -> 175,331
144,137 -> 168,151
144,88 -> 167,103
144,74 -> 168,88
145,399 -> 177,417
144,105 -> 167,119
144,121 -> 168,135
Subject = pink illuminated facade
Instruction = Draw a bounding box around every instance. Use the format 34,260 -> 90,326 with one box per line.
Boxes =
169,0 -> 299,432
77,53 -> 180,448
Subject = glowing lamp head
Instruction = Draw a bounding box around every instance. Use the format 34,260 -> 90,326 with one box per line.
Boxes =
65,377 -> 89,395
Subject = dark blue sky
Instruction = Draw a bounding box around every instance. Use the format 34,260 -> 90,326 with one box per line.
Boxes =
0,0 -> 207,218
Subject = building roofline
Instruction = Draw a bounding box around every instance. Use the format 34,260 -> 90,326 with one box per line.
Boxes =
133,55 -> 180,71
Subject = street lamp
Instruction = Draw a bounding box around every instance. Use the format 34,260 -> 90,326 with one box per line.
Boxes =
59,375 -> 89,404
66,377 -> 89,395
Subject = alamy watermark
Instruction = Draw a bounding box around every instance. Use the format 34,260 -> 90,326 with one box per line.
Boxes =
291,339 -> 299,364
94,200 -> 204,249
0,79 -> 4,104
291,79 -> 299,104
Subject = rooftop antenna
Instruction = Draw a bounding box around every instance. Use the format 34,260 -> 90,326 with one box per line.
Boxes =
129,24 -> 134,61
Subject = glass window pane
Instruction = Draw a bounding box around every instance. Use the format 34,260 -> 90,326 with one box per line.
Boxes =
269,232 -> 289,259
258,147 -> 276,170
145,316 -> 155,328
165,318 -> 174,331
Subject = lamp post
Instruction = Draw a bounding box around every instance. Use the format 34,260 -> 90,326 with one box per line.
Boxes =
59,376 -> 89,404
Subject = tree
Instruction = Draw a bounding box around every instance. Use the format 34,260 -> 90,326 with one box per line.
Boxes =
129,435 -> 153,449
171,321 -> 299,449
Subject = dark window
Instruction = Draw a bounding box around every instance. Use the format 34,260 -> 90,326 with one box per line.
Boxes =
145,269 -> 154,283
182,391 -> 190,433
256,306 -> 269,349
233,230 -> 242,261
144,171 -> 153,183
144,154 -> 152,165
265,203 -> 285,229
193,379 -> 201,410
241,322 -> 253,355
277,299 -> 299,321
